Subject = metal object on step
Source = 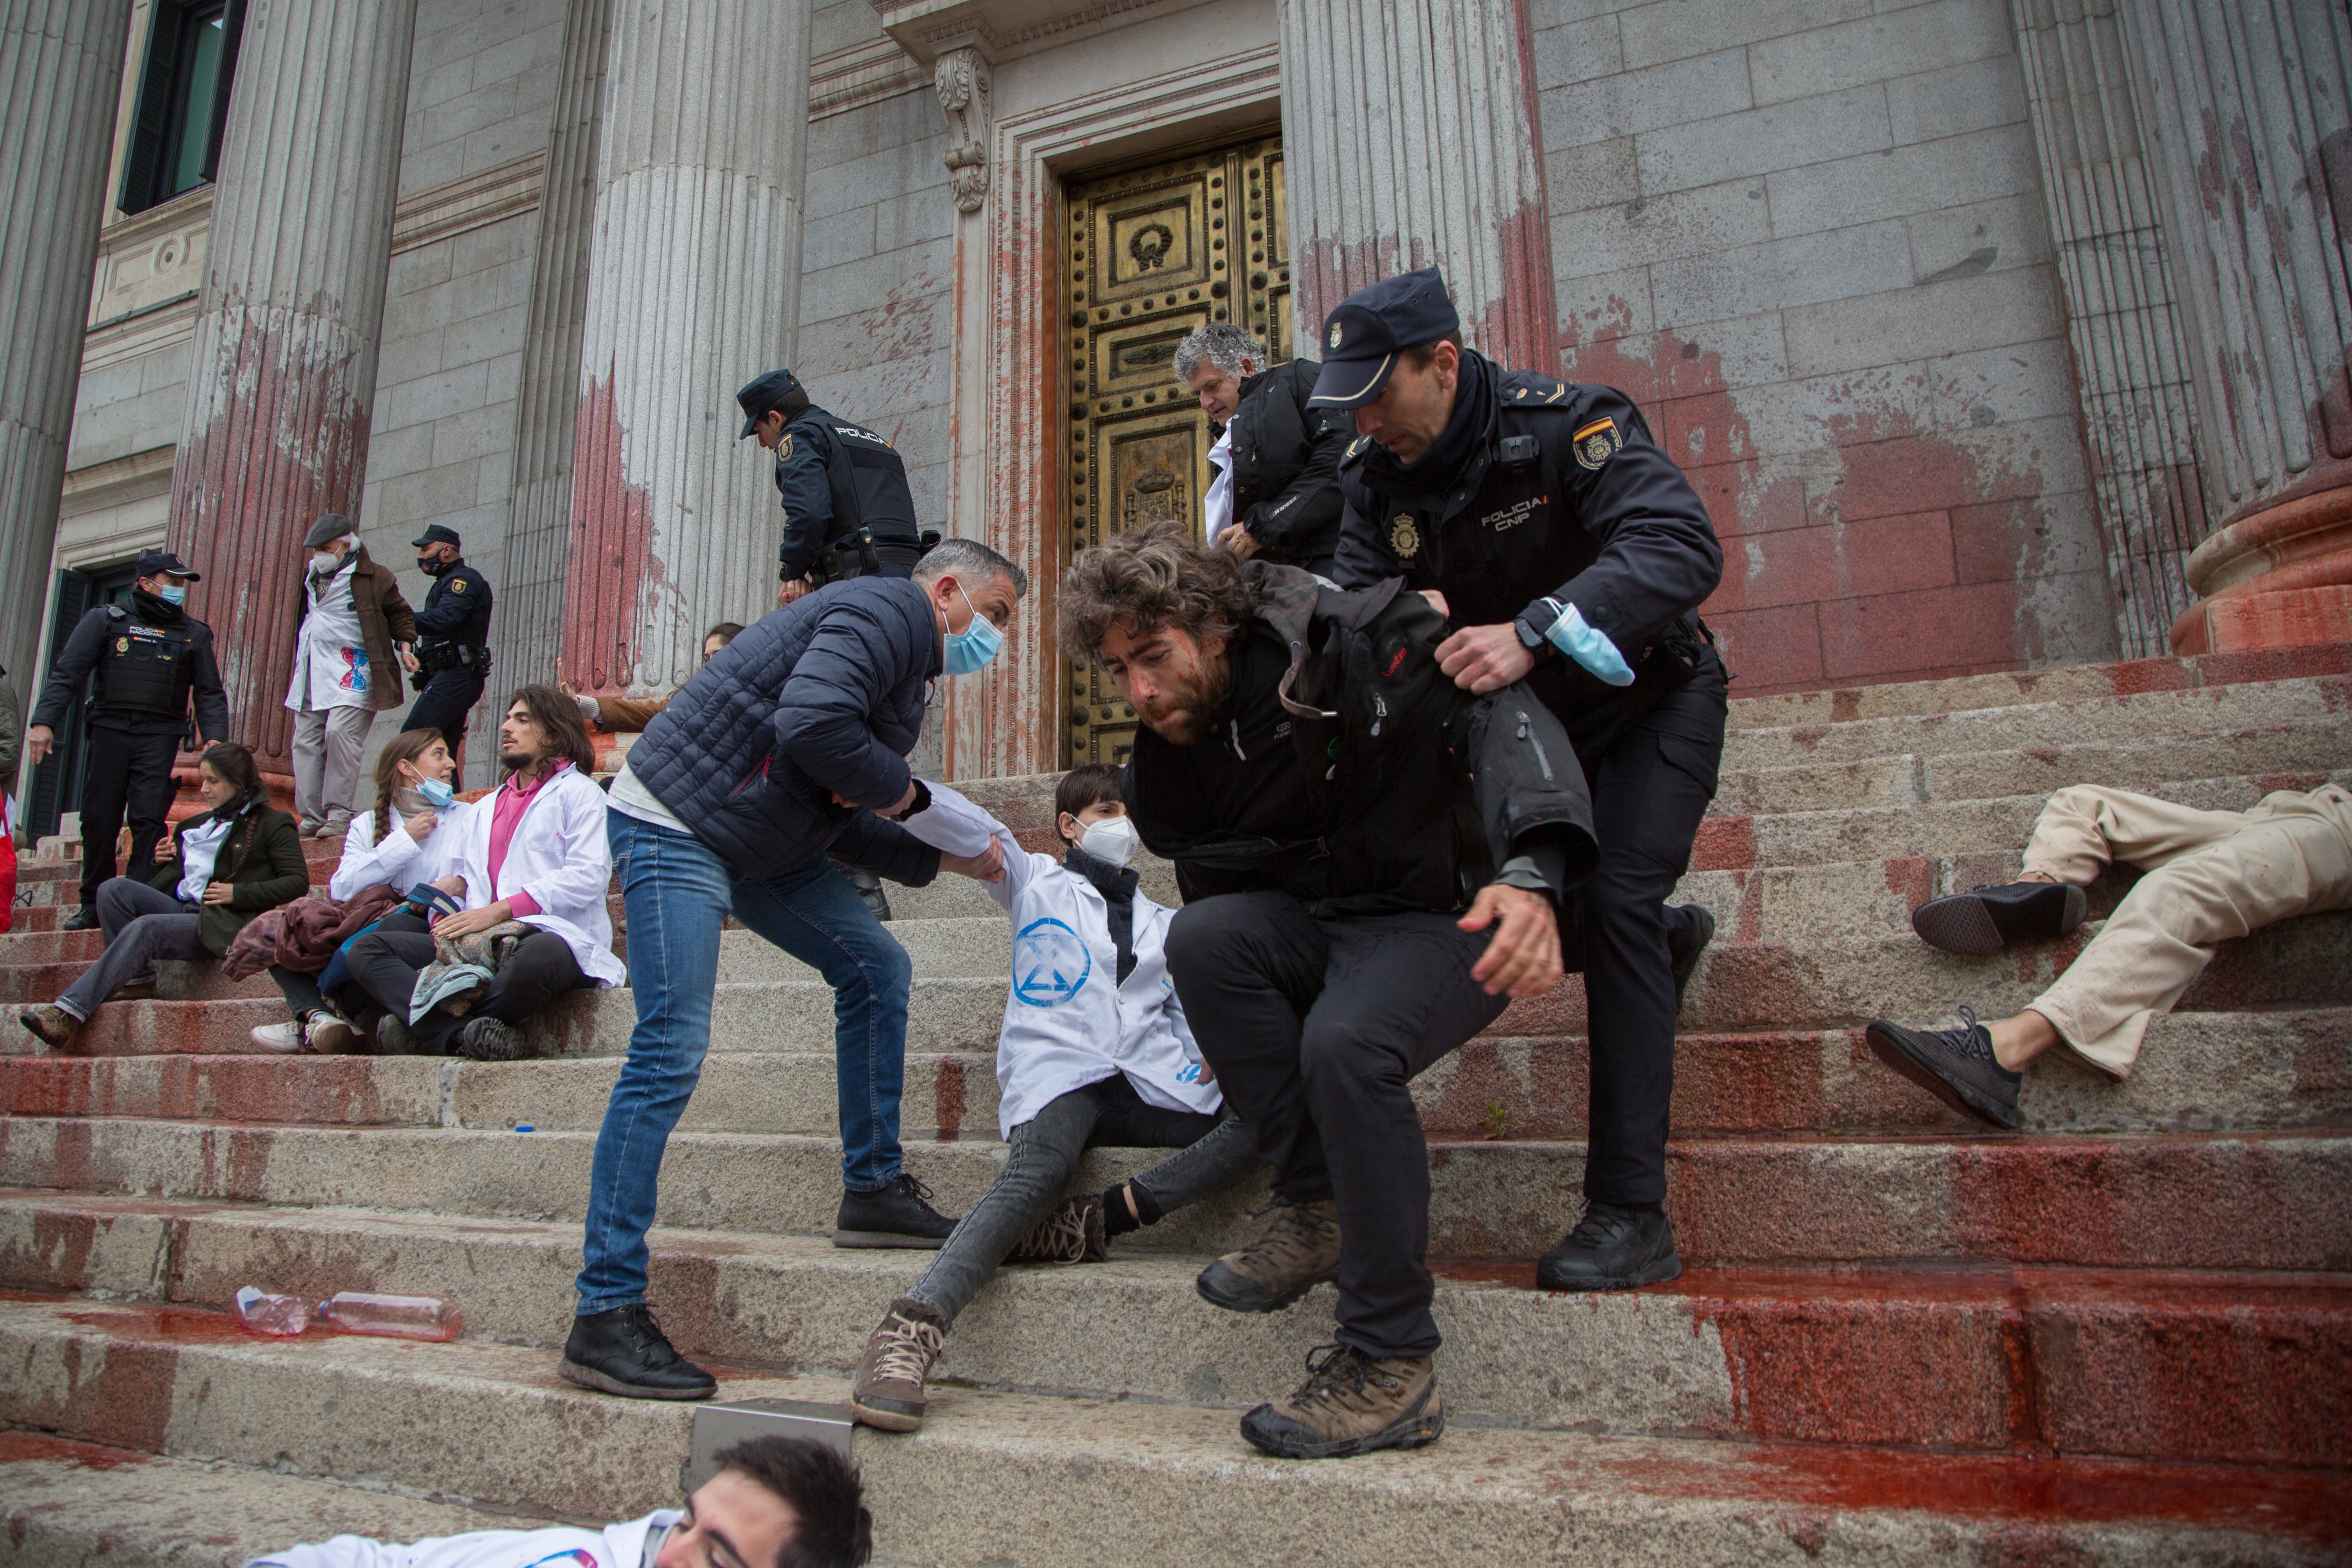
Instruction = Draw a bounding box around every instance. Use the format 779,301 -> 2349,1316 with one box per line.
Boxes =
690,1397 -> 855,1486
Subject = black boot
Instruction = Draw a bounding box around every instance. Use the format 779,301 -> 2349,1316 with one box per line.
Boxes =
834,1171 -> 957,1249
558,1304 -> 716,1401
60,906 -> 100,932
844,865 -> 893,922
1911,880 -> 2085,955
1536,1201 -> 1682,1292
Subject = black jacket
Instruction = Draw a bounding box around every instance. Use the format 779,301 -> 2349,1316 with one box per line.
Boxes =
628,577 -> 943,884
412,560 -> 494,647
1333,350 -> 1723,752
774,407 -> 922,580
150,796 -> 310,955
1225,358 -> 1349,566
32,595 -> 229,740
1123,562 -> 1596,916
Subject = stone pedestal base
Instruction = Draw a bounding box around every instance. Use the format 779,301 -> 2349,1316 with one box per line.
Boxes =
2170,474 -> 2352,654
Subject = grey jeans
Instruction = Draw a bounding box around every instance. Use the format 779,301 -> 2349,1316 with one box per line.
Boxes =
56,877 -> 207,1020
907,1072 -> 1257,1327
291,702 -> 375,828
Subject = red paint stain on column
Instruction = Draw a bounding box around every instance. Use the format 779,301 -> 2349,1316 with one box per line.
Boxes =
563,374 -> 660,693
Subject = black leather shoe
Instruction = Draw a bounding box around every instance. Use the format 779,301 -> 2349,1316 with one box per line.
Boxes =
60,906 -> 100,932
1669,904 -> 1716,1012
1864,1009 -> 2023,1129
1911,881 -> 2086,956
834,1171 -> 957,1249
1536,1201 -> 1682,1292
558,1305 -> 716,1401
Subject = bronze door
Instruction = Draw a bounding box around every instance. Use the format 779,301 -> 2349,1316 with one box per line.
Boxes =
1063,132 -> 1290,767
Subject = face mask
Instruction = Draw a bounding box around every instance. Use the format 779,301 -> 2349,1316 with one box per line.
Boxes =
156,585 -> 187,606
942,582 -> 1003,676
416,775 -> 456,809
417,555 -> 450,576
1077,815 -> 1138,870
312,549 -> 343,574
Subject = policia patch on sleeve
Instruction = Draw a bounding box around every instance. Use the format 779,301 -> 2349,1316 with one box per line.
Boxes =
451,577 -> 467,592
1573,416 -> 1622,470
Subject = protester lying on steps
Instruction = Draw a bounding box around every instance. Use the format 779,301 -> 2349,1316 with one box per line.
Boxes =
1061,521 -> 1597,1461
248,727 -> 467,1053
565,541 -> 1022,1402
239,1434 -> 871,1568
564,622 -> 743,735
20,742 -> 307,1048
850,765 -> 1261,1434
1867,781 -> 2352,1130
338,686 -> 625,1060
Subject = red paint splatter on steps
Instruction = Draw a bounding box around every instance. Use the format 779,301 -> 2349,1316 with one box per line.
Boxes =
934,1056 -> 965,1142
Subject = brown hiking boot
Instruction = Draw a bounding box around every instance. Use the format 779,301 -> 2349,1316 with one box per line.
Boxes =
851,1296 -> 946,1433
18,1005 -> 81,1048
1005,1194 -> 1108,1264
1240,1342 -> 1444,1459
1196,1197 -> 1340,1313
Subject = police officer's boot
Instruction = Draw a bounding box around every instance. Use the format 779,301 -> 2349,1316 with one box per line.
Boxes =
1536,1200 -> 1681,1291
61,906 -> 100,932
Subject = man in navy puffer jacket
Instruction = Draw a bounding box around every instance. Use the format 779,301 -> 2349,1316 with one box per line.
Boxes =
564,537 -> 1027,1401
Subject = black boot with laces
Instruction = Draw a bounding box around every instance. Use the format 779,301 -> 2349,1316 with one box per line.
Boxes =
834,1170 -> 958,1249
1864,1007 -> 2023,1129
1535,1200 -> 1682,1292
559,1304 -> 716,1401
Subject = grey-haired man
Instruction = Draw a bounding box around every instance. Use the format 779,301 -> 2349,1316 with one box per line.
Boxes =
1175,323 -> 1349,574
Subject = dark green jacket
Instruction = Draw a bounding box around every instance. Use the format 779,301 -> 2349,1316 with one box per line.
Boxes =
148,798 -> 310,955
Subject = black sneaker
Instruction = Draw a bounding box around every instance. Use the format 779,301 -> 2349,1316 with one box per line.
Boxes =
834,1171 -> 957,1249
374,1012 -> 418,1055
459,1014 -> 529,1061
1669,903 -> 1716,1013
558,1304 -> 716,1401
1911,881 -> 2086,956
60,906 -> 100,932
1535,1201 -> 1682,1292
1864,1009 -> 2023,1129
844,866 -> 894,922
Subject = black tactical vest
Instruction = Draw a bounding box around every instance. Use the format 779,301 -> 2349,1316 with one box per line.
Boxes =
795,414 -> 921,541
95,608 -> 194,717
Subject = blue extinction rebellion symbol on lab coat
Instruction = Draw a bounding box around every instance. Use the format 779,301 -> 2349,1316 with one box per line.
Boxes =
1013,916 -> 1090,1007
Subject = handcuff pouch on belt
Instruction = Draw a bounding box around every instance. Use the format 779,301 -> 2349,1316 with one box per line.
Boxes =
806,527 -> 942,585
411,641 -> 492,689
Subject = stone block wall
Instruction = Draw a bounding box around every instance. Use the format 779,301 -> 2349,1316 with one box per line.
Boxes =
1533,0 -> 2121,696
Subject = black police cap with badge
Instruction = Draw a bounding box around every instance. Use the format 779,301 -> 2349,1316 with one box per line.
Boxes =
737,368 -> 812,440
133,549 -> 201,582
1306,266 -> 1462,411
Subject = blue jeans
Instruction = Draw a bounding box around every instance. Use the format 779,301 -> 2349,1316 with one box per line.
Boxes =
575,811 -> 915,1313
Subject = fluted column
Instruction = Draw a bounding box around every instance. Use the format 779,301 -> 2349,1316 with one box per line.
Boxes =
562,0 -> 811,698
163,0 -> 422,765
2115,0 -> 2352,653
0,0 -> 135,692
493,0 -> 614,707
1279,0 -> 1557,367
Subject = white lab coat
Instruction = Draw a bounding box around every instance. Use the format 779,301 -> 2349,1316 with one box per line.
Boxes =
243,1510 -> 677,1568
898,782 -> 1221,1136
330,802 -> 464,902
435,763 -> 627,988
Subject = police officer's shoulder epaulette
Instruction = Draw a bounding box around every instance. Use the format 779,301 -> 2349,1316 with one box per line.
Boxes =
1501,373 -> 1580,411
104,605 -> 128,621
1341,433 -> 1373,465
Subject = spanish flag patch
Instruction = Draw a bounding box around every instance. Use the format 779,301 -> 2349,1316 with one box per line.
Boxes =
1573,416 -> 1621,470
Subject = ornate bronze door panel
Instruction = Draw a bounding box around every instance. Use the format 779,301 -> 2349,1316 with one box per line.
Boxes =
1063,132 -> 1290,767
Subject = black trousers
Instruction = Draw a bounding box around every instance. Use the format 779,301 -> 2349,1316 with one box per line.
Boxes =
343,909 -> 590,1054
1562,655 -> 1728,1206
1165,896 -> 1508,1360
404,668 -> 485,761
78,725 -> 183,908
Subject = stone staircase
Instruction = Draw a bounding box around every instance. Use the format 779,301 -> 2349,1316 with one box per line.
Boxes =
4,646 -> 2350,1565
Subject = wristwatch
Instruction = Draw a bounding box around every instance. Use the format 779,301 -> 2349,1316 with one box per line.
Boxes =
1515,597 -> 1565,653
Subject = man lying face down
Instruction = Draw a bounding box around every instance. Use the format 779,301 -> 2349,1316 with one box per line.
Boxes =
1060,520 -> 1597,1461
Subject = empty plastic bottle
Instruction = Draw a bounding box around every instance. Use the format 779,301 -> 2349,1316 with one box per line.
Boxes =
233,1285 -> 311,1337
316,1291 -> 463,1342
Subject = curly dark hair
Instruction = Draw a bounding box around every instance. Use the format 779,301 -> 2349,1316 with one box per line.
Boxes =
503,683 -> 596,773
1057,518 -> 1255,664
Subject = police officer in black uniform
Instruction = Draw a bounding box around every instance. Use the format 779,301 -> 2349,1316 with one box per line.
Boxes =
402,524 -> 494,765
1318,268 -> 1728,1293
737,367 -> 933,920
25,549 -> 230,930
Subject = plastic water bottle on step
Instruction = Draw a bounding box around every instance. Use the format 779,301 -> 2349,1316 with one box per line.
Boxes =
316,1291 -> 463,1341
233,1285 -> 311,1337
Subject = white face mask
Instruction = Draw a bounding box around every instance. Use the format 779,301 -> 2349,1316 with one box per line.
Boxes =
311,549 -> 343,574
1077,815 -> 1139,870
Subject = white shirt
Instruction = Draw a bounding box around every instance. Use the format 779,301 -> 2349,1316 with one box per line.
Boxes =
605,756 -> 688,833
433,763 -> 628,987
285,555 -> 373,711
241,1510 -> 679,1568
1204,428 -> 1234,544
175,813 -> 235,904
330,800 -> 462,901
897,781 -> 1221,1135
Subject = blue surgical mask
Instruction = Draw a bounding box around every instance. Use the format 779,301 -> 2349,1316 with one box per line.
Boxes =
942,583 -> 1002,676
417,776 -> 456,809
156,585 -> 188,606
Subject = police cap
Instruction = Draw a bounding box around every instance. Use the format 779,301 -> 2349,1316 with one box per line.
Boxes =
411,524 -> 462,549
1305,266 -> 1461,410
134,549 -> 200,582
737,368 -> 811,440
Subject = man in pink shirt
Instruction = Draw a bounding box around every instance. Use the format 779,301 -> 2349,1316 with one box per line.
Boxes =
340,687 -> 624,1058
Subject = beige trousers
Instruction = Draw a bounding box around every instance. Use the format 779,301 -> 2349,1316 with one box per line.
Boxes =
2022,783 -> 2352,1077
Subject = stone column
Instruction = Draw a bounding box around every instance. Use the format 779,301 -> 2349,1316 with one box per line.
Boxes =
493,0 -> 614,706
1279,0 -> 1557,368
562,0 -> 811,699
2115,0 -> 2352,653
0,0 -> 135,693
163,0 -> 422,765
